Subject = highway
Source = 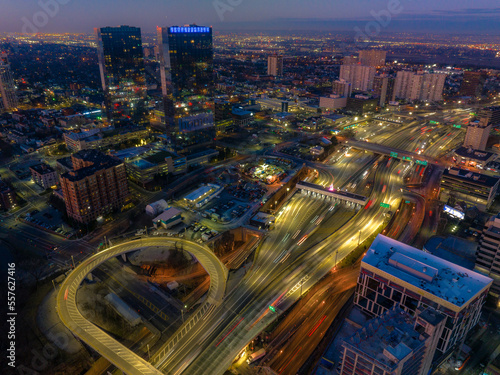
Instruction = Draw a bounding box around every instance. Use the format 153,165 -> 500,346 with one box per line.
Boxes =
173,157 -> 403,375
56,237 -> 227,375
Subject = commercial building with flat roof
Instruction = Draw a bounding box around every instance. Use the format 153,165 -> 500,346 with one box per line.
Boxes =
152,207 -> 182,229
355,235 -> 492,355
453,147 -> 496,170
439,167 -> 499,211
340,306 -> 445,375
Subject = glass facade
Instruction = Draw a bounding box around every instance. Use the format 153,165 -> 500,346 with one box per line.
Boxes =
157,25 -> 215,151
95,26 -> 148,126
0,53 -> 18,111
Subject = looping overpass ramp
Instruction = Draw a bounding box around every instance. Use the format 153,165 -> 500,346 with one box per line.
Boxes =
56,237 -> 228,375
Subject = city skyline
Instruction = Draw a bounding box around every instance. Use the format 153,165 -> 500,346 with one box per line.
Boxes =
0,0 -> 499,34
2,2 -> 500,375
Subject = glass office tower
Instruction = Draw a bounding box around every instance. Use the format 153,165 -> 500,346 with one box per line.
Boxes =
95,26 -> 148,126
157,25 -> 215,152
0,52 -> 18,112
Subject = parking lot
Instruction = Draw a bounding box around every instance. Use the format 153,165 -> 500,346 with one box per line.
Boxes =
24,206 -> 74,237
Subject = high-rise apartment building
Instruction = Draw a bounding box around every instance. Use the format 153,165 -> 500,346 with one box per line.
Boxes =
157,25 -> 215,151
0,52 -> 18,111
355,235 -> 492,355
95,26 -> 148,126
393,71 -> 446,102
359,50 -> 387,67
340,64 -> 376,91
332,79 -> 353,98
340,307 -> 445,375
464,117 -> 492,151
459,71 -> 487,97
60,150 -> 129,224
420,73 -> 447,102
267,54 -> 284,76
373,75 -> 395,106
475,213 -> 500,298
478,106 -> 500,126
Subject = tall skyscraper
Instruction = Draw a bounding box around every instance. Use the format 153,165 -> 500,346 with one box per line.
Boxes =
373,75 -> 395,106
59,150 -> 129,224
359,50 -> 387,67
459,71 -> 487,97
0,52 -> 18,112
340,64 -> 376,91
394,71 -> 446,102
95,26 -> 148,126
157,25 -> 215,152
267,54 -> 283,76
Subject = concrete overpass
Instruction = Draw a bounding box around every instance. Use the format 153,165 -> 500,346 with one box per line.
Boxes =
346,140 -> 441,166
56,237 -> 228,375
296,181 -> 368,207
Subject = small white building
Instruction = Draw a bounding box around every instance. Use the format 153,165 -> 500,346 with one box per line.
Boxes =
153,207 -> 182,229
146,199 -> 169,216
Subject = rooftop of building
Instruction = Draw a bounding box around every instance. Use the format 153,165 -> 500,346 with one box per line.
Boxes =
56,156 -> 73,170
183,185 -> 215,202
454,147 -> 495,162
153,207 -> 182,223
185,148 -> 218,161
343,307 -> 426,369
61,150 -> 122,182
29,163 -> 56,174
443,167 -> 500,188
363,235 -> 492,308
423,236 -> 477,270
144,150 -> 177,164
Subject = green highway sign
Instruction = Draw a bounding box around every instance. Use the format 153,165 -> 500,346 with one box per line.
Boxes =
405,200 -> 410,204
380,203 -> 391,208
415,160 -> 428,166
390,152 -> 398,158
269,306 -> 276,312
453,124 -> 461,129
402,156 -> 412,161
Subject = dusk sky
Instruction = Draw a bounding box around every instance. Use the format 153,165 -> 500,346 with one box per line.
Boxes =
1,0 -> 499,34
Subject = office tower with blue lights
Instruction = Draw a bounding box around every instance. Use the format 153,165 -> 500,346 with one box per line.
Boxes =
95,25 -> 148,126
157,25 -> 215,152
